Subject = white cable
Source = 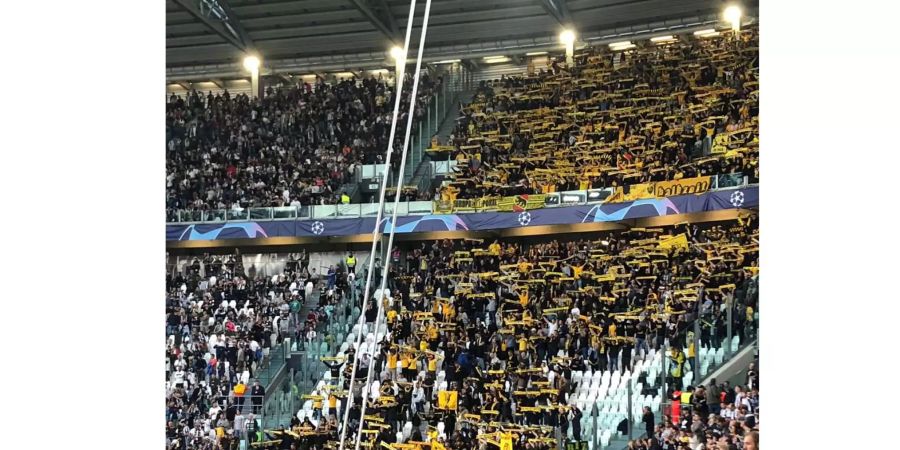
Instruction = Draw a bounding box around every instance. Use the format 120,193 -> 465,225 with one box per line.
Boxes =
353,0 -> 433,449
336,0 -> 418,448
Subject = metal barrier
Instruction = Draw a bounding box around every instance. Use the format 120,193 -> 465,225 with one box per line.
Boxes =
169,181 -> 752,224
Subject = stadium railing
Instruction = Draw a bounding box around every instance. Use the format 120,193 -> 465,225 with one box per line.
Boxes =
169,173 -> 750,224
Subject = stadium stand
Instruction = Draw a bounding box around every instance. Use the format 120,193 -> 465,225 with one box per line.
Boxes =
166,72 -> 441,222
165,4 -> 760,450
435,26 -> 758,204
166,212 -> 759,449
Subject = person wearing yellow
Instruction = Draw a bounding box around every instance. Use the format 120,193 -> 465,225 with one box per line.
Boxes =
312,390 -> 324,420
386,308 -> 397,325
489,240 -> 502,255
518,335 -> 529,352
670,347 -> 686,389
517,257 -> 530,274
233,380 -> 246,409
427,353 -> 439,374
328,390 -> 339,418
572,263 -> 584,279
386,349 -> 398,380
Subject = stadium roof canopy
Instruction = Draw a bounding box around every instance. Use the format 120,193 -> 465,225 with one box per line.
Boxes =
166,0 -> 758,80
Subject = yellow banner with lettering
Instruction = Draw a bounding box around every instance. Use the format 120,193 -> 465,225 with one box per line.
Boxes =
497,194 -> 547,212
653,176 -> 712,197
605,176 -> 712,203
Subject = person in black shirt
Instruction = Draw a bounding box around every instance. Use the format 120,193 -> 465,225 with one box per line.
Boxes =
643,406 -> 655,439
250,380 -> 265,414
571,406 -> 582,441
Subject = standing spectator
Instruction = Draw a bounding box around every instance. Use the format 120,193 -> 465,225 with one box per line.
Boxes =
642,406 -> 655,439
327,265 -> 336,290
346,253 -> 357,275
233,379 -> 246,410
250,379 -> 265,414
706,378 -> 722,415
300,249 -> 310,274
571,406 -> 582,441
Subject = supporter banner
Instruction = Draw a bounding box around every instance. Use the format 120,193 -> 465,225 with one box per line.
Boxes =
653,176 -> 712,197
497,194 -> 547,212
606,176 -> 712,203
167,186 -> 758,241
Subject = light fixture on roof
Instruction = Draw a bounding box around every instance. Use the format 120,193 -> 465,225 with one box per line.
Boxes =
724,5 -> 742,31
390,45 -> 406,83
526,51 -> 548,56
559,29 -> 576,46
650,35 -> 676,43
243,54 -> 261,99
242,55 -> 260,72
483,56 -> 510,63
390,46 -> 406,62
435,59 -> 461,64
693,28 -> 718,36
609,41 -> 635,51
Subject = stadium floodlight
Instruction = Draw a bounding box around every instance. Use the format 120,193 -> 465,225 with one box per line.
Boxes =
526,51 -> 548,56
560,29 -> 576,65
243,55 -> 260,72
435,59 -> 461,64
724,5 -> 742,31
483,56 -> 510,63
609,41 -> 635,51
390,46 -> 406,62
693,28 -> 718,36
650,35 -> 676,43
390,46 -> 407,82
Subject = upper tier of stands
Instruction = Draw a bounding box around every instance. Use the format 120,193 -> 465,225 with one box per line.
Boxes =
166,72 -> 442,221
435,27 -> 758,201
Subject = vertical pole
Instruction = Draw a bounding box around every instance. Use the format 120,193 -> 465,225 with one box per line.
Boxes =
435,91 -> 440,131
627,382 -> 633,440
694,319 -> 701,380
250,67 -> 260,99
726,298 -> 733,356
661,343 -> 668,402
592,404 -> 598,450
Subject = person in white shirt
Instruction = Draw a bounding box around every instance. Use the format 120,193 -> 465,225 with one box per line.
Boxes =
208,404 -> 221,421
720,403 -> 735,420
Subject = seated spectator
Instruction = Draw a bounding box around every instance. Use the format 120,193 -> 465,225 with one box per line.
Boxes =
167,72 -> 443,220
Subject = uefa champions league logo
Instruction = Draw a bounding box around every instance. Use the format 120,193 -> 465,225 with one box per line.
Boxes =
730,191 -> 744,208
517,212 -> 532,226
311,221 -> 325,235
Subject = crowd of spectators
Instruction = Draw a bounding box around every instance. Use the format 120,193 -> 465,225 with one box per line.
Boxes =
166,72 -> 442,221
243,214 -> 758,450
436,27 -> 759,202
164,249 -> 359,450
629,361 -> 759,450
